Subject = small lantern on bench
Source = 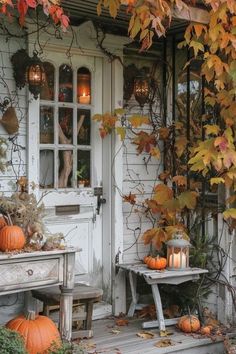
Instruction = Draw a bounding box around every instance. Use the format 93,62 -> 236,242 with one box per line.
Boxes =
166,232 -> 191,270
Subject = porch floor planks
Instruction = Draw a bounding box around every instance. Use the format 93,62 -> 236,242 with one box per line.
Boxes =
80,318 -> 227,354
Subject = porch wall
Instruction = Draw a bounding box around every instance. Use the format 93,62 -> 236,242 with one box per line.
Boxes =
0,32 -> 28,323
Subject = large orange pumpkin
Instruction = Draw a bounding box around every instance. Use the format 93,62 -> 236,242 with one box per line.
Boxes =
178,315 -> 200,333
146,256 -> 167,270
6,311 -> 61,354
0,225 -> 25,251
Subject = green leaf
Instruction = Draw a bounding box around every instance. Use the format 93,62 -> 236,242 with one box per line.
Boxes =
116,126 -> 126,141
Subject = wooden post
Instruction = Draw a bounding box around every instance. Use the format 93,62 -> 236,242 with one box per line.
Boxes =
59,252 -> 75,341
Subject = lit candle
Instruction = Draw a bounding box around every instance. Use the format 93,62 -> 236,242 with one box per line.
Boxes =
169,252 -> 187,268
79,92 -> 90,104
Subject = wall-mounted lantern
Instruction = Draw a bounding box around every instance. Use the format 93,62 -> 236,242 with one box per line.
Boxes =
11,49 -> 45,100
166,232 -> 191,270
77,67 -> 91,105
26,51 -> 45,100
133,70 -> 150,108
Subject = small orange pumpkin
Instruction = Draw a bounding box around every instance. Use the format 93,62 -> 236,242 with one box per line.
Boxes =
178,315 -> 200,333
143,255 -> 151,264
200,326 -> 212,335
146,256 -> 167,270
0,225 -> 25,251
6,311 -> 61,354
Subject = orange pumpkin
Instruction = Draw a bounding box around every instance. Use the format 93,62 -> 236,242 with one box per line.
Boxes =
143,255 -> 151,264
0,225 -> 25,251
0,215 -> 7,230
6,311 -> 61,354
146,256 -> 167,270
200,326 -> 211,335
178,315 -> 200,333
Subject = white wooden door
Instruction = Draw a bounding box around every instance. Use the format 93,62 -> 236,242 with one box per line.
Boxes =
28,49 -> 105,289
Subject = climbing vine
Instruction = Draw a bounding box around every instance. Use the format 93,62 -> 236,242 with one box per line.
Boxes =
95,0 -> 236,253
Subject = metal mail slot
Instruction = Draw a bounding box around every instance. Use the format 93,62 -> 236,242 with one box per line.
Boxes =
55,205 -> 80,215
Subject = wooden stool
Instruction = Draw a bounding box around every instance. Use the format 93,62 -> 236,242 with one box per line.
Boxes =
32,284 -> 103,339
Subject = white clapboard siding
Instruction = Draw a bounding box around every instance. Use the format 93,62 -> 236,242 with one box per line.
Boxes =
122,56 -> 163,264
0,30 -> 27,323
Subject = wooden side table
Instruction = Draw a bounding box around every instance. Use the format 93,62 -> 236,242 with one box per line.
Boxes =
117,263 -> 208,332
0,248 -> 77,341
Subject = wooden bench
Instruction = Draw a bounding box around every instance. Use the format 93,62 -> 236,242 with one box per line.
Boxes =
32,284 -> 103,339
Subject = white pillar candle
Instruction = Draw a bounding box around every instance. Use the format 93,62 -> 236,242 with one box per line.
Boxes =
79,93 -> 90,104
169,252 -> 187,268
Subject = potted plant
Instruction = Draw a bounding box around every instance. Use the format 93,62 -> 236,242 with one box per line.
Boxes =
77,165 -> 87,188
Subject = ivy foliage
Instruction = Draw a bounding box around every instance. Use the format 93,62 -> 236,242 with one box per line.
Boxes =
95,0 -> 236,249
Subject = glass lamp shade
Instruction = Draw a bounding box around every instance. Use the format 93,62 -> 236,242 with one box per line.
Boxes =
166,235 -> 191,270
133,74 -> 149,108
26,52 -> 45,99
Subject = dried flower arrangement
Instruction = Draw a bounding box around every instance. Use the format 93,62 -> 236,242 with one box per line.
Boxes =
0,190 -> 65,252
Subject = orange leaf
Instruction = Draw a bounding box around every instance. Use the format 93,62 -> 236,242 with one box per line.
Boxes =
153,184 -> 173,205
172,175 -> 187,186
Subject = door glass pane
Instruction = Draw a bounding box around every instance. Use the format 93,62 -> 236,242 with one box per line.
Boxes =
77,150 -> 90,187
40,106 -> 54,144
40,150 -> 54,188
77,67 -> 91,104
58,150 -> 73,188
59,108 -> 73,144
41,62 -> 55,100
77,109 -> 91,145
59,64 -> 73,102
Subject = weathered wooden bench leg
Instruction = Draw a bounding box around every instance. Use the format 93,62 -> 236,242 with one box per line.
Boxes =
127,271 -> 139,317
85,300 -> 94,330
151,284 -> 166,332
43,303 -> 50,317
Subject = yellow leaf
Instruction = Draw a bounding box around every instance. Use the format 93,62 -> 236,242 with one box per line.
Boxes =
175,136 -> 188,157
150,147 -> 161,159
204,124 -> 220,135
116,127 -> 126,141
223,208 -> 236,219
155,338 -> 173,347
114,108 -> 125,116
128,115 -> 149,127
178,191 -> 198,210
136,331 -> 155,339
109,0 -> 119,18
210,177 -> 225,186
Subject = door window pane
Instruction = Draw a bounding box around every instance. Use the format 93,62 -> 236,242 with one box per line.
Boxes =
59,64 -> 73,102
58,150 -> 73,188
40,106 -> 54,144
77,109 -> 91,145
77,150 -> 90,187
41,62 -> 55,100
40,150 -> 54,188
77,67 -> 91,104
59,108 -> 73,144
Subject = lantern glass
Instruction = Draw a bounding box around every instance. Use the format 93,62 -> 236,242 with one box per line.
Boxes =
166,234 -> 191,270
27,53 -> 45,99
77,67 -> 91,105
133,74 -> 149,108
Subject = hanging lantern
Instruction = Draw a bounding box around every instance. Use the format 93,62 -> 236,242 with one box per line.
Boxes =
166,232 -> 191,270
133,71 -> 149,108
77,67 -> 91,104
26,51 -> 45,100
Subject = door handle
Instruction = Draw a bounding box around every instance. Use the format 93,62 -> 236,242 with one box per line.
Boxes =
96,196 -> 106,215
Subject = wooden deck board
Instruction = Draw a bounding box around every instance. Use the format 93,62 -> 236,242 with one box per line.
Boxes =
79,318 -> 227,354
